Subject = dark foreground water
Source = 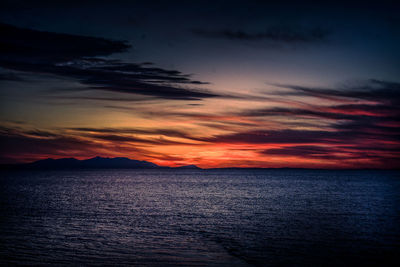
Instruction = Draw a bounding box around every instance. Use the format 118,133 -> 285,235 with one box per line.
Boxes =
0,169 -> 399,266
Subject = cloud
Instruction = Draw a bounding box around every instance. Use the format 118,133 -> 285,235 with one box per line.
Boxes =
53,96 -> 150,102
201,129 -> 356,145
191,26 -> 330,44
0,23 -> 129,63
68,127 -> 196,139
272,79 -> 400,104
237,105 -> 399,128
262,145 -> 400,166
263,145 -> 351,160
0,23 -> 217,100
82,133 -> 197,146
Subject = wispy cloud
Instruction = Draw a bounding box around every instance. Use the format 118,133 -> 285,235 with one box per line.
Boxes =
68,127 -> 196,140
68,127 -> 201,146
191,26 -> 330,44
262,145 -> 399,163
271,79 -> 400,104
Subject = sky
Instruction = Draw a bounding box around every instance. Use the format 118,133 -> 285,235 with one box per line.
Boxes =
0,0 -> 399,168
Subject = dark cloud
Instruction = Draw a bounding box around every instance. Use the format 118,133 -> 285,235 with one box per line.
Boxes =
328,104 -> 400,116
213,128 -> 381,145
238,107 -> 357,120
0,23 -> 217,100
263,145 -> 350,159
0,23 -> 130,63
202,129 -> 343,144
53,96 -> 150,102
273,79 -> 400,104
23,129 -> 59,138
68,127 -> 203,145
262,145 -> 400,165
82,133 -> 196,146
191,26 -> 330,44
333,118 -> 400,138
239,104 -> 399,120
69,127 -> 194,139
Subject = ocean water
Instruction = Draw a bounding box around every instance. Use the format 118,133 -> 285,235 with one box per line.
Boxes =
0,169 -> 399,266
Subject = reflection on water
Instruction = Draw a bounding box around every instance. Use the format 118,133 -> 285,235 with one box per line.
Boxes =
0,169 -> 399,266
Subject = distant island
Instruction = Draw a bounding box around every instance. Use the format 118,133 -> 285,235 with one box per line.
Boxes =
0,156 -> 201,170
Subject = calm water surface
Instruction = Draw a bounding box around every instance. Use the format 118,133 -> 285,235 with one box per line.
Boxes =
0,169 -> 399,266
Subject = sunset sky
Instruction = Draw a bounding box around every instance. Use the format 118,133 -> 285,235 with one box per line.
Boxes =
0,1 -> 399,168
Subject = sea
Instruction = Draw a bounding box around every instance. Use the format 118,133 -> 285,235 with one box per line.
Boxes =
0,169 -> 399,266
